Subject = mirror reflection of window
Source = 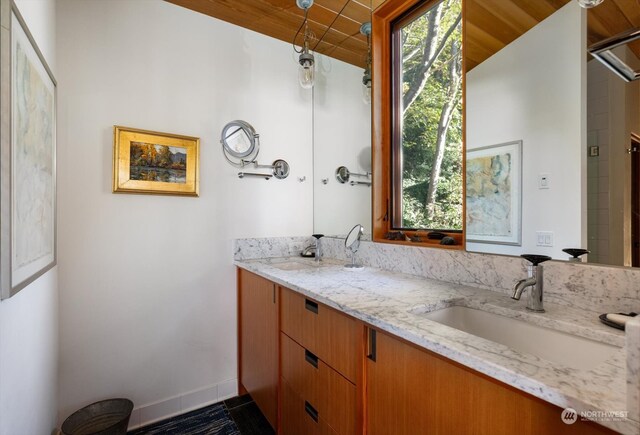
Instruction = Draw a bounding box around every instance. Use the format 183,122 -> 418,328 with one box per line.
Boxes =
226,128 -> 252,155
391,0 -> 463,232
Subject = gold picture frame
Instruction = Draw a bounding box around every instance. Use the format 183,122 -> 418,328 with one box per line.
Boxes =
113,126 -> 199,196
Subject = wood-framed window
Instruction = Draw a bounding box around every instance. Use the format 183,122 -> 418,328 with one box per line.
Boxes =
372,0 -> 465,250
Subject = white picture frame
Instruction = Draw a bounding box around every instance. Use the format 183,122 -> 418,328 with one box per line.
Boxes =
0,0 -> 57,299
466,140 -> 522,246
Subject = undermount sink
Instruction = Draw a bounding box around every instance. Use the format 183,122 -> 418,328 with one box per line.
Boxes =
270,261 -> 318,271
419,306 -> 619,371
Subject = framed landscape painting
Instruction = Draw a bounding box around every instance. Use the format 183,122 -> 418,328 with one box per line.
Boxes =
466,140 -> 522,246
113,126 -> 199,196
0,1 -> 57,299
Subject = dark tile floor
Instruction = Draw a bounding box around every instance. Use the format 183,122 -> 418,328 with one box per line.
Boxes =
225,395 -> 275,435
128,394 -> 273,435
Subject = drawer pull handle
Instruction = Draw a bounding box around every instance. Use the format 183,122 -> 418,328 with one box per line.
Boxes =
304,401 -> 319,423
304,299 -> 319,314
367,328 -> 377,362
304,349 -> 319,368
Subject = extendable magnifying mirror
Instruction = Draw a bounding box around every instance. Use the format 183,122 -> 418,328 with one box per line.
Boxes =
336,166 -> 351,183
336,166 -> 371,186
221,120 -> 260,166
220,120 -> 290,180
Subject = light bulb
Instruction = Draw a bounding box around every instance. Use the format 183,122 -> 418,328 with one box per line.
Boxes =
298,51 -> 315,89
576,0 -> 603,8
299,64 -> 315,89
362,82 -> 371,104
362,68 -> 371,104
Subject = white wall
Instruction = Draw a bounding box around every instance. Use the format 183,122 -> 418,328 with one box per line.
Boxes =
313,54 -> 371,236
0,1 -> 59,434
56,0 -> 313,427
466,2 -> 585,259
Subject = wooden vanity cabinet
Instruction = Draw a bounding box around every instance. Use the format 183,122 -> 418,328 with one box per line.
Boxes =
365,328 -> 615,435
280,287 -> 362,435
237,269 -> 278,430
237,268 -> 615,435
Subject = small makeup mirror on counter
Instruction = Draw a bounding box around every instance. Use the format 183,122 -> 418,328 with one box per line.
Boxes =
345,224 -> 364,268
220,120 -> 290,180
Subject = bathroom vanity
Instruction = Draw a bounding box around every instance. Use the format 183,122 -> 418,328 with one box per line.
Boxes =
236,257 -> 634,434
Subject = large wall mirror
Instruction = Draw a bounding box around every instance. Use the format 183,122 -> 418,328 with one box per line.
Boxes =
312,0 -> 378,237
465,0 -> 640,268
313,0 -> 640,269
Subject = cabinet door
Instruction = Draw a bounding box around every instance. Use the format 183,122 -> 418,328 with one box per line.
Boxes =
365,328 -> 614,435
238,269 -> 278,429
365,328 -> 438,435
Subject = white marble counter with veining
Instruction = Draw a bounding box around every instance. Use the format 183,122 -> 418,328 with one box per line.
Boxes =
235,257 -> 638,434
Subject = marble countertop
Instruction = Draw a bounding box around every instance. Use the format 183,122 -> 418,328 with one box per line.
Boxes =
235,257 -> 638,434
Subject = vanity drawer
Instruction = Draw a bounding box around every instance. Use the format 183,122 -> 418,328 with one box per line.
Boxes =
281,378 -> 338,435
281,333 -> 356,435
280,287 -> 359,383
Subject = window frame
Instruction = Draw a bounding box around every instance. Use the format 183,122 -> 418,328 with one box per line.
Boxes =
372,0 -> 466,249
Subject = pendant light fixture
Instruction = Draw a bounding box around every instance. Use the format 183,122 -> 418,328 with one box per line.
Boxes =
360,22 -> 372,104
294,0 -> 315,89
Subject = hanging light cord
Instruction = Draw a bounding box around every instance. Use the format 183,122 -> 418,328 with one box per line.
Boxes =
312,0 -> 351,51
293,7 -> 310,53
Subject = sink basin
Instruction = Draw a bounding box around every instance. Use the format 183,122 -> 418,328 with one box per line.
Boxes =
270,261 -> 317,271
420,306 -> 619,370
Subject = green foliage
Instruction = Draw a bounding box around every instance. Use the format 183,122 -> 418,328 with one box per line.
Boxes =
130,142 -> 186,170
399,0 -> 463,230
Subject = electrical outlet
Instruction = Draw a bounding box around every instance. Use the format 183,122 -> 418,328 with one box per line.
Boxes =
536,231 -> 554,247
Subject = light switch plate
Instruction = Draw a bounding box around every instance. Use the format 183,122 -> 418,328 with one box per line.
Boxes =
538,173 -> 550,189
536,231 -> 554,247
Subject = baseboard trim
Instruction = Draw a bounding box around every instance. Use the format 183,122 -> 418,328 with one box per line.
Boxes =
127,378 -> 238,431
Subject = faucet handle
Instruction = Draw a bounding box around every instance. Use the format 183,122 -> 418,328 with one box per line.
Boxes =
521,254 -> 552,266
312,234 -> 325,240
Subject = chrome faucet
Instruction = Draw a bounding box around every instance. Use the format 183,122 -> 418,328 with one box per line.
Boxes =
312,234 -> 324,263
512,255 -> 551,313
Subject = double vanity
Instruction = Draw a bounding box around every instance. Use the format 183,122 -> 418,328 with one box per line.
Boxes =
235,240 -> 639,435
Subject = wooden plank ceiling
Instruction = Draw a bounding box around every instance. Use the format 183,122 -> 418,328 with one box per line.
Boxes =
167,0 -> 640,71
466,0 -> 640,71
166,0 -> 386,68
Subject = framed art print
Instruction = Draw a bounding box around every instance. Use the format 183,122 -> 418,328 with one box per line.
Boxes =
0,1 -> 57,299
466,140 -> 522,246
113,126 -> 199,197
